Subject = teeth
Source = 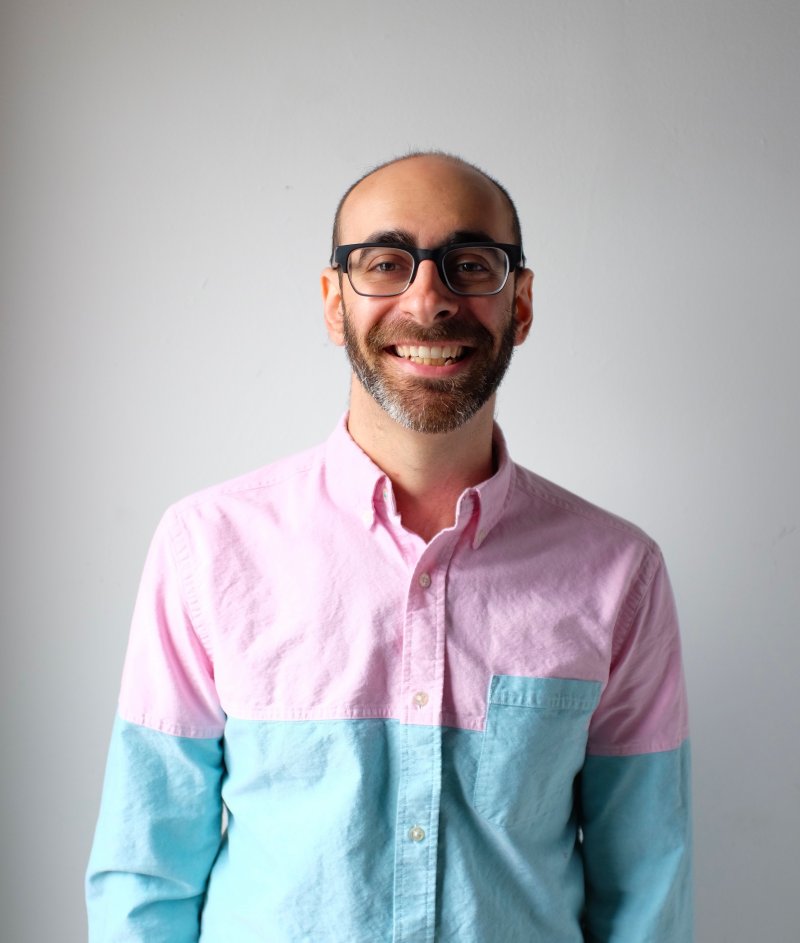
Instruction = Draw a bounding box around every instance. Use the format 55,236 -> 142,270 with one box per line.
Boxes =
394,344 -> 463,365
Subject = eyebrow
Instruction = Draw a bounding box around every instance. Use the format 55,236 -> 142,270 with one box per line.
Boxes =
362,229 -> 416,246
360,228 -> 498,247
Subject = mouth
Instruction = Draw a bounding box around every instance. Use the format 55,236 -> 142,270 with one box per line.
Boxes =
391,343 -> 470,366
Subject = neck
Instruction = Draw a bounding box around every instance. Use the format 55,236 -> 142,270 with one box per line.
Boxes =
346,379 -> 496,542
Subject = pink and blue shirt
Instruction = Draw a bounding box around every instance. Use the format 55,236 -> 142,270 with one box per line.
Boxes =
87,417 -> 692,941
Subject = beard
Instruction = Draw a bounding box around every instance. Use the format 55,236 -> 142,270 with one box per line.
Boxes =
342,302 -> 517,434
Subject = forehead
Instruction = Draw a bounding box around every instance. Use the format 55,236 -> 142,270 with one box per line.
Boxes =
338,157 -> 514,246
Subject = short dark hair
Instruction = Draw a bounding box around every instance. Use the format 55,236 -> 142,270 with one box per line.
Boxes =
330,150 -> 523,260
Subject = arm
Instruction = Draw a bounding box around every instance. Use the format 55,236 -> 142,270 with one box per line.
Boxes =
86,510 -> 226,942
580,551 -> 693,942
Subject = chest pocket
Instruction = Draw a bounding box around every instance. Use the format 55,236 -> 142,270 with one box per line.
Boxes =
473,675 -> 602,828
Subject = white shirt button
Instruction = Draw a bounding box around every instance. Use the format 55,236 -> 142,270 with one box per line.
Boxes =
413,691 -> 429,708
409,825 -> 426,842
360,509 -> 373,527
418,572 -> 431,589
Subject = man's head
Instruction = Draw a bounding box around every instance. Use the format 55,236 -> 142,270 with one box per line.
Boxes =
330,151 -> 524,260
322,152 -> 533,434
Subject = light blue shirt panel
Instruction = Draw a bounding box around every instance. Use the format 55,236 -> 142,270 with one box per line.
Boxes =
86,717 -> 223,943
87,678 -> 691,941
581,743 -> 693,942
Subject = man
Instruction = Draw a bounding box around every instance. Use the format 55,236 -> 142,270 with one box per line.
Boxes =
87,152 -> 692,942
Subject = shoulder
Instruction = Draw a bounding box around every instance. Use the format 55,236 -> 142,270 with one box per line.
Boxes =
186,442 -> 322,503
504,465 -> 670,635
511,463 -> 657,551
158,442 -> 327,545
503,464 -> 663,606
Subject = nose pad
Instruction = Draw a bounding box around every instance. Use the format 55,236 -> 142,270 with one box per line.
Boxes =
411,258 -> 449,293
403,260 -> 458,323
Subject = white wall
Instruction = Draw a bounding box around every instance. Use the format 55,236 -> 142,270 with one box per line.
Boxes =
2,2 -> 798,939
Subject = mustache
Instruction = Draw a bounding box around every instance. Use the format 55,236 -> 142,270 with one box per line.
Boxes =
366,316 -> 494,349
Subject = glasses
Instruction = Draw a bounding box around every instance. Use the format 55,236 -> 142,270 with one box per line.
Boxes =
331,242 -> 524,297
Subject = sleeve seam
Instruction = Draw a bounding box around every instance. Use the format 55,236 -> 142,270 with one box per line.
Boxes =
117,708 -> 224,740
163,506 -> 214,656
609,545 -> 662,663
587,732 -> 690,757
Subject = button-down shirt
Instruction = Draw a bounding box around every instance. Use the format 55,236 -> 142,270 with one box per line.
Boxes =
87,416 -> 692,942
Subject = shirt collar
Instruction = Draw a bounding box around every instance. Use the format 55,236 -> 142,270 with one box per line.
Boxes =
323,413 -> 515,548
469,423 -> 515,548
324,415 -> 387,530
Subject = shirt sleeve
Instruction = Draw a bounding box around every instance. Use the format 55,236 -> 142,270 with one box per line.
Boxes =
579,549 -> 693,941
86,509 -> 226,943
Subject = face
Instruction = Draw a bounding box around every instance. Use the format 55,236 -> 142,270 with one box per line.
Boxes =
323,156 -> 533,434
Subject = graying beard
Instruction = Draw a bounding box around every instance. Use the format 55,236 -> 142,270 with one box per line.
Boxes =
368,380 -> 481,434
342,305 -> 516,434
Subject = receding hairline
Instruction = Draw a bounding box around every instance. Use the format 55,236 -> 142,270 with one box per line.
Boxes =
330,151 -> 523,259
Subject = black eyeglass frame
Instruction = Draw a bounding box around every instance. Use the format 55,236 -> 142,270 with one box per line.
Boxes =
331,241 -> 526,297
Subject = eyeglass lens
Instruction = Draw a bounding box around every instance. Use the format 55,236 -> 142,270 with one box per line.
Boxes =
347,246 -> 510,296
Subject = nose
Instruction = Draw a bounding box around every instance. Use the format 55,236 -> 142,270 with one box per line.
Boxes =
400,259 -> 459,324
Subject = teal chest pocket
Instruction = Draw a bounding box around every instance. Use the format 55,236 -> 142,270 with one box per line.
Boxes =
473,675 -> 602,828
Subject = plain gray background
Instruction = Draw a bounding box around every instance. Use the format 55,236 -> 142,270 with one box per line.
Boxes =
2,2 -> 798,940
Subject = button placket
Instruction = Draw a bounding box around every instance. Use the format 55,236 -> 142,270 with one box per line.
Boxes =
405,562 -> 440,724
392,552 -> 446,943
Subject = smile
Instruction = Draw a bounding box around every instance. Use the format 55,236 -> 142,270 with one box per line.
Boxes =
392,344 -> 467,366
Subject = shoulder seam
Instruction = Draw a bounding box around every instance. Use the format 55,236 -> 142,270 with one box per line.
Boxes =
175,453 -> 319,511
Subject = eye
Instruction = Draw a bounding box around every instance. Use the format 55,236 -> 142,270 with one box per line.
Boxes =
453,257 -> 490,273
372,258 -> 403,273
347,247 -> 415,294
447,250 -> 503,276
351,248 -> 413,275
444,247 -> 508,292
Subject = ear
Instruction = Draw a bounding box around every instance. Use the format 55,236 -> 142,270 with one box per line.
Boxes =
512,267 -> 534,346
321,267 -> 345,346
